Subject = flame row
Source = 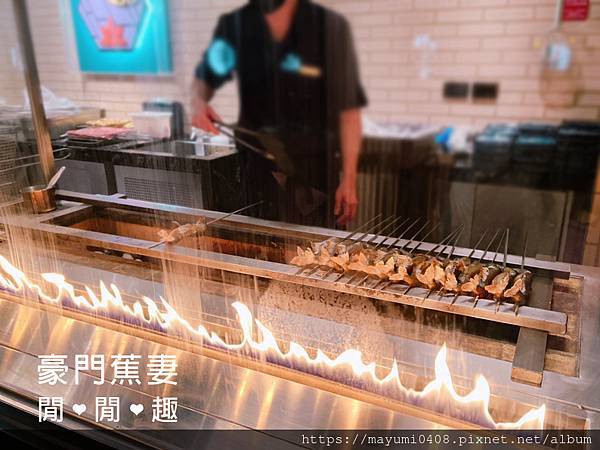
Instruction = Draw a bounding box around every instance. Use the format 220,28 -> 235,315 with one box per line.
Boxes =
0,256 -> 544,429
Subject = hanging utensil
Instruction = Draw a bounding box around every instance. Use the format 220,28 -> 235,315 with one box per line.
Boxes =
46,166 -> 66,190
214,120 -> 296,177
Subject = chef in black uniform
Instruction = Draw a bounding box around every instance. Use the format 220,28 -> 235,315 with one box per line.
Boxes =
192,0 -> 367,227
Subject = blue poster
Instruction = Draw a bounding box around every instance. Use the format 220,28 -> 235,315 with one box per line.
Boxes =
71,0 -> 172,75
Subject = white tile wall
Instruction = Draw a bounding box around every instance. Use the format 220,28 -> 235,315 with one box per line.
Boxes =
0,0 -> 598,125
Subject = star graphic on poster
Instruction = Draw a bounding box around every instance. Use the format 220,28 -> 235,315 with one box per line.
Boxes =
100,16 -> 128,49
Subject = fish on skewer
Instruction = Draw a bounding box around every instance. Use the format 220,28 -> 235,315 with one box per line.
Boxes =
389,254 -> 428,285
440,257 -> 471,294
291,237 -> 343,267
457,261 -> 485,296
346,249 -> 394,278
378,221 -> 433,286
458,229 -> 502,298
504,232 -> 531,315
486,267 -> 518,300
290,226 -> 536,307
440,231 -> 489,299
485,230 -> 518,308
291,239 -> 362,270
415,227 -> 464,291
330,216 -> 408,282
503,269 -> 533,312
151,201 -> 262,249
292,215 -> 399,282
290,246 -> 317,267
157,219 -> 207,245
290,214 -> 384,276
343,217 -> 415,282
475,262 -> 503,297
322,215 -> 398,277
353,224 -> 453,284
389,225 -> 455,294
351,218 -> 423,286
385,222 -> 442,287
416,259 -> 445,290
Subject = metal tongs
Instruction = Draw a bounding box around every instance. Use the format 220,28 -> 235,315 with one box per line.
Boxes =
213,120 -> 296,177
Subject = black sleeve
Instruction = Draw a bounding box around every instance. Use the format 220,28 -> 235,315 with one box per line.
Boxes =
194,15 -> 236,90
326,15 -> 368,112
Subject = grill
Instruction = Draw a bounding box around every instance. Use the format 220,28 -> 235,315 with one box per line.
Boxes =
0,191 -> 595,436
14,191 -> 578,384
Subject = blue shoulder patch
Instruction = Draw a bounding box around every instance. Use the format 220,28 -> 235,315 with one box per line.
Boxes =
207,38 -> 236,76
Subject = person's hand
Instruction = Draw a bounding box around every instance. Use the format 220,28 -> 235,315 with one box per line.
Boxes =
335,178 -> 358,226
191,100 -> 222,135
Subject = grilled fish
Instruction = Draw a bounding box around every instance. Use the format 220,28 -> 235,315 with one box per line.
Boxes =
503,270 -> 532,306
485,267 -> 517,300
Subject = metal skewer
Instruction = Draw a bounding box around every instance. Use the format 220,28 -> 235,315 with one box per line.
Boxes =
383,217 -> 422,251
494,228 -> 511,312
319,215 -> 398,280
372,217 -> 413,251
472,228 -> 505,308
343,217 -> 414,286
205,200 -> 264,226
309,214 -> 396,278
424,225 -> 464,257
350,217 -> 422,287
399,222 -> 445,295
422,226 -> 465,300
299,213 -> 383,275
148,200 -> 263,249
435,226 -> 464,259
521,231 -> 528,271
503,228 -> 509,269
406,222 -> 442,255
447,230 -> 489,305
375,221 -> 442,293
514,231 -> 528,316
477,228 -> 501,262
414,226 -> 467,298
368,220 -> 433,290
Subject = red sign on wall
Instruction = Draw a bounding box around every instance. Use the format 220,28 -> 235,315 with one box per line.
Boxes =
562,0 -> 590,21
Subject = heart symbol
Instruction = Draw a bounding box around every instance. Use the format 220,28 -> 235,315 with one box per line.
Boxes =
130,403 -> 144,416
73,404 -> 86,415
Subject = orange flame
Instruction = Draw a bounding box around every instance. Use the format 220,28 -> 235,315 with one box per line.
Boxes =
0,256 -> 544,429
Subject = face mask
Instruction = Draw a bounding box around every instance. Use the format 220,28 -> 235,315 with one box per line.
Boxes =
252,0 -> 285,13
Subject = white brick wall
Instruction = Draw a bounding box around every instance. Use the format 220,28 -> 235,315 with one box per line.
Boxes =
0,0 -> 599,125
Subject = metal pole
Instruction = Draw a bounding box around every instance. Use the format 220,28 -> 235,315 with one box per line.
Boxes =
12,0 -> 55,183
